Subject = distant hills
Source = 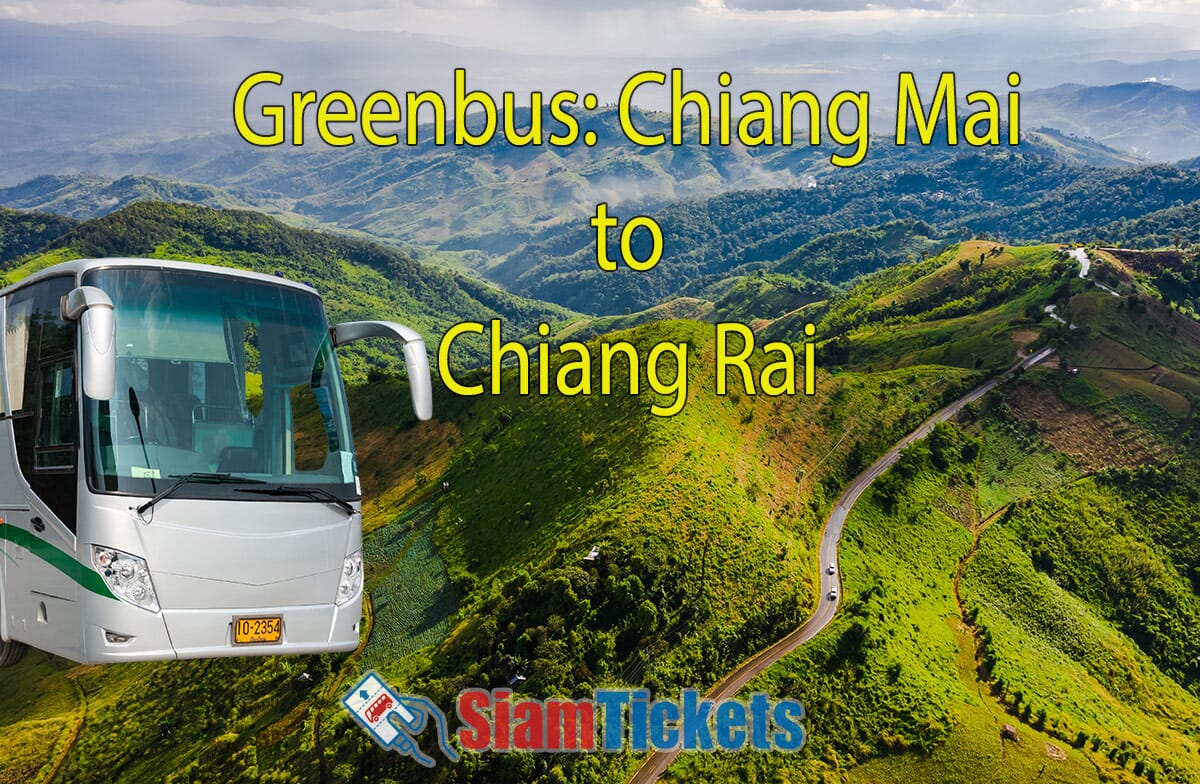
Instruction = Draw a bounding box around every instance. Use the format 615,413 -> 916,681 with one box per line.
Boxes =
0,174 -> 246,221
7,146 -> 1200,318
4,17 -> 1200,173
486,153 -> 1200,313
1024,81 -> 1200,161
0,119 -> 1147,253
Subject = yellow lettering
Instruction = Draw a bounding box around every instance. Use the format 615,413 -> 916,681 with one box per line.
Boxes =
760,342 -> 796,395
316,91 -> 357,147
406,91 -> 447,145
490,319 -> 528,395
897,72 -> 957,146
828,91 -> 869,167
291,90 -> 318,146
671,68 -> 709,145
454,69 -> 497,146
600,342 -> 639,395
619,72 -> 667,146
439,322 -> 484,395
548,92 -> 581,147
716,323 -> 755,395
647,342 -> 688,416
1007,72 -> 1021,145
737,91 -> 774,147
556,343 -> 592,396
781,91 -> 820,146
232,71 -> 285,147
362,91 -> 400,146
963,90 -> 1000,146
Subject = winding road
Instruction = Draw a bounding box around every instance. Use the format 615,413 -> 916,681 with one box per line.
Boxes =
1068,246 -> 1120,297
628,345 -> 1055,784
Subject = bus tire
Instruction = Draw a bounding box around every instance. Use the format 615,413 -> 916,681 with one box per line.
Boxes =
0,639 -> 26,667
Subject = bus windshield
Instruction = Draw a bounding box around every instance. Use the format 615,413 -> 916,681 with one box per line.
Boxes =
82,267 -> 357,502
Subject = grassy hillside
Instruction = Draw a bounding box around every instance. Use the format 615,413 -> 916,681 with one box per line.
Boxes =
774,220 -> 966,284
673,283 -> 1200,783
2,230 -> 1199,784
677,433 -> 1115,783
0,317 -> 974,784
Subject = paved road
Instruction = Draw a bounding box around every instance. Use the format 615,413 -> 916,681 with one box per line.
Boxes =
1069,247 -> 1091,279
1069,246 -> 1120,297
627,345 -> 1055,784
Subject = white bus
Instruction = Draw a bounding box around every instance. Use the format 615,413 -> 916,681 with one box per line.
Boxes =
0,258 -> 432,664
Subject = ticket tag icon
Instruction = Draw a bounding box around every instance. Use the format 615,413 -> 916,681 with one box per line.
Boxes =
342,672 -> 459,768
344,673 -> 416,747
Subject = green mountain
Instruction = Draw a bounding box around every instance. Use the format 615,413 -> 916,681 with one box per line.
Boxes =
2,208 -> 1200,784
0,201 -> 572,377
486,154 -> 1200,314
774,220 -> 967,283
0,206 -> 76,263
1070,200 -> 1200,249
0,114 -> 1176,325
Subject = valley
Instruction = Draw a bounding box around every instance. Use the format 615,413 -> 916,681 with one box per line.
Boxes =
3,63 -> 1200,781
0,196 -> 1197,782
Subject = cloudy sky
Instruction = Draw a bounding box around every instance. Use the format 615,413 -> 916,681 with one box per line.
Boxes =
4,0 -> 1199,56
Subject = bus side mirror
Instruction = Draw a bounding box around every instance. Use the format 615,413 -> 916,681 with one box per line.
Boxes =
331,320 -> 432,421
62,286 -> 116,401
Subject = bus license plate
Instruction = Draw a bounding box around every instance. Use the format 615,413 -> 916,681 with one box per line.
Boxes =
233,616 -> 282,645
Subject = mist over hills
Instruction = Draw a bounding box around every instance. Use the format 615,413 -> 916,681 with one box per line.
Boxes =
3,16 -> 1200,184
1024,81 -> 1200,160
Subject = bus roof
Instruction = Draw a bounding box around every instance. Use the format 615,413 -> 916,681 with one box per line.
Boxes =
0,257 -> 323,299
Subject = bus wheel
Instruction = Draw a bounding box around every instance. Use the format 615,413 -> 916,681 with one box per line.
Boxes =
0,639 -> 26,667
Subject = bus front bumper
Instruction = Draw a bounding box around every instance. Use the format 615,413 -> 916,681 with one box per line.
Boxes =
82,598 -> 362,663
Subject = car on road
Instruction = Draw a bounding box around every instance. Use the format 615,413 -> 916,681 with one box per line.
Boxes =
829,587 -> 838,600
828,562 -> 837,575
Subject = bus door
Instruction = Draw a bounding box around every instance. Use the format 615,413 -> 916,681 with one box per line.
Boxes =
1,277 -> 83,660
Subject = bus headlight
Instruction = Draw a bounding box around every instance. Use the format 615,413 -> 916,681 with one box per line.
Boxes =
92,546 -> 160,612
337,550 -> 362,605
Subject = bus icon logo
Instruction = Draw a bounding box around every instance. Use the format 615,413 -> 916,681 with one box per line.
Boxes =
342,673 -> 460,768
365,693 -> 394,724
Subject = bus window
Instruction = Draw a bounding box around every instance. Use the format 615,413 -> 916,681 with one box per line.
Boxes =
35,358 -> 75,469
82,267 -> 357,504
5,295 -> 32,411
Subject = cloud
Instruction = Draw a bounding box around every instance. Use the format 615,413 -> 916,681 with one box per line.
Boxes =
718,0 -> 1119,12
1,2 -> 40,17
724,0 -> 950,10
175,0 -> 696,9
181,0 -> 394,8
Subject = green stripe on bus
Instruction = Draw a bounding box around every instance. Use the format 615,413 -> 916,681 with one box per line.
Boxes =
0,523 -> 118,600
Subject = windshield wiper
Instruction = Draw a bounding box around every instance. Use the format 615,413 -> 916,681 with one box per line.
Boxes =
136,472 -> 267,516
233,485 -> 356,515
